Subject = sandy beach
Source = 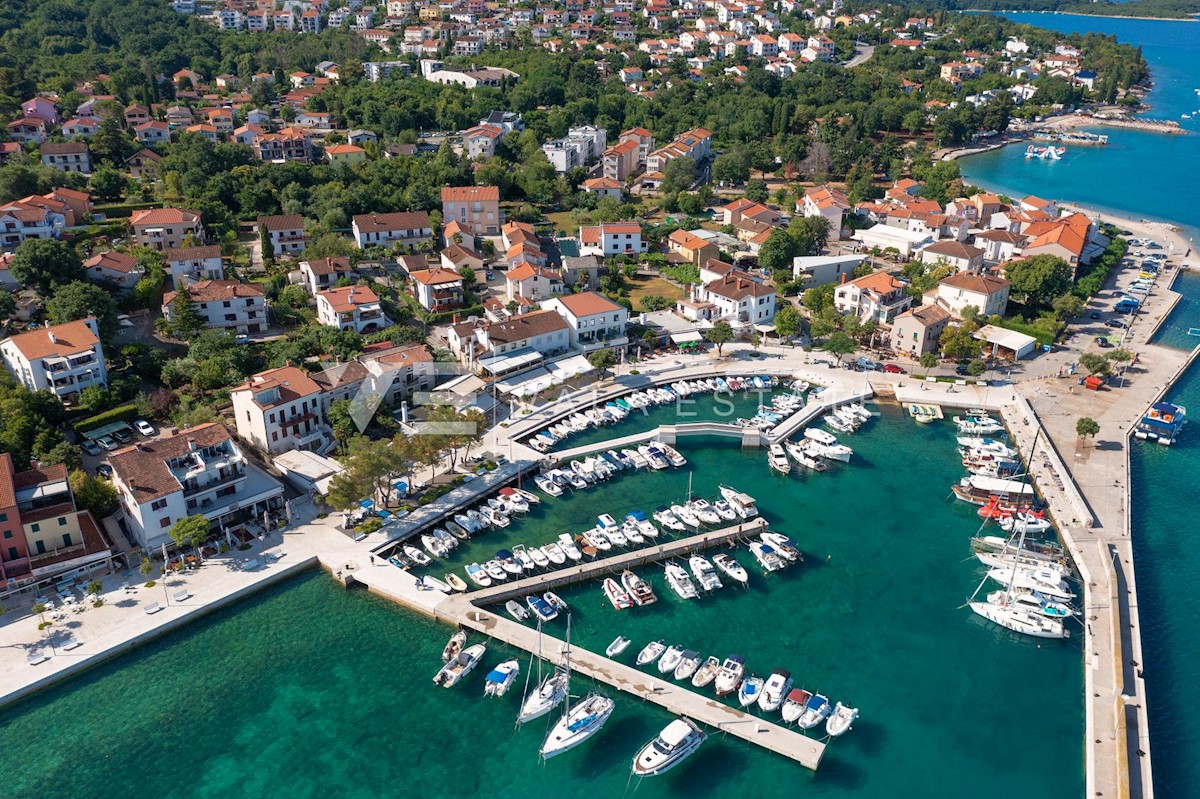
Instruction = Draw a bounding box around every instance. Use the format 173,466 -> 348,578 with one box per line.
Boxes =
1058,202 -> 1198,263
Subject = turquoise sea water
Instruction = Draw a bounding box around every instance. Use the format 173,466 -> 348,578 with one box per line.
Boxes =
0,414 -> 1085,799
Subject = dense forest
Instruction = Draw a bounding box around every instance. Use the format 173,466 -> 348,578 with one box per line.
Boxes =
924,0 -> 1199,19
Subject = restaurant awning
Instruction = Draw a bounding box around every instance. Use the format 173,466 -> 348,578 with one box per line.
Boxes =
478,348 -> 543,376
670,331 -> 704,344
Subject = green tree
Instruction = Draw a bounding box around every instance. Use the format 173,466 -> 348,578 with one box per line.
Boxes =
744,179 -> 768,203
919,352 -> 939,369
1006,255 -> 1073,308
801,283 -> 836,314
967,359 -> 986,376
704,320 -> 734,356
70,469 -> 119,519
757,229 -> 798,274
89,165 -> 128,202
939,324 -> 981,360
587,348 -> 616,369
774,303 -> 801,341
169,514 -> 212,549
1106,348 -> 1134,366
46,281 -> 119,341
1052,292 -> 1085,319
327,398 -> 358,446
1079,352 -> 1112,376
9,239 -> 84,292
824,331 -> 857,364
661,156 -> 697,195
1076,417 -> 1100,438
169,285 -> 205,340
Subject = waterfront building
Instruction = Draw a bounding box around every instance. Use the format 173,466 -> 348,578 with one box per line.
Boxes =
890,304 -> 951,356
834,272 -> 912,323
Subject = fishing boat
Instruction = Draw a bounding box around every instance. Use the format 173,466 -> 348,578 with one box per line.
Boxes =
506,600 -> 530,621
540,691 -> 616,759
738,675 -> 764,707
713,553 -> 749,585
781,688 -> 813,723
445,573 -> 468,592
688,555 -> 723,592
768,443 -> 792,474
713,655 -> 746,696
637,640 -> 666,666
952,474 -> 1035,506
658,645 -> 684,674
673,650 -> 702,681
465,563 -> 491,587
750,541 -> 787,572
761,532 -> 801,562
797,693 -> 831,729
607,636 -> 632,657
442,630 -> 467,662
518,668 -> 569,724
527,595 -> 559,622
433,643 -> 487,687
654,506 -> 687,531
665,562 -> 699,599
603,577 -> 634,610
670,503 -> 701,528
622,569 -> 658,605
483,659 -> 520,697
826,703 -> 859,736
630,718 -> 707,778
758,669 -> 793,713
544,592 -> 568,613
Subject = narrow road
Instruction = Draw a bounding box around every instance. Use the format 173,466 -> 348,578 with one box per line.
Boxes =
843,43 -> 875,68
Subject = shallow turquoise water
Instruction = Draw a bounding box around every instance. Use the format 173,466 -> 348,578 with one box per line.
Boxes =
0,411 -> 1084,799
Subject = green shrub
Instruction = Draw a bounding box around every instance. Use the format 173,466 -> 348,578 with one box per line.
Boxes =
75,404 -> 140,432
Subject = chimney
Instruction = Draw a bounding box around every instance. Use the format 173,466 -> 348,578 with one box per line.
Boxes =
840,272 -> 848,284
48,331 -> 57,344
187,438 -> 197,452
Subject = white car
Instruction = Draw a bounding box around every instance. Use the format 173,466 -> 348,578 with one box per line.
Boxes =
135,419 -> 155,437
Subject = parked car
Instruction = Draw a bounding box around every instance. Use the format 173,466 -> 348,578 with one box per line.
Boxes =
135,419 -> 155,437
955,364 -> 971,376
96,436 -> 117,451
1089,312 -> 1101,320
81,439 -> 101,456
1106,319 -> 1127,329
883,363 -> 907,374
1095,336 -> 1113,347
112,429 -> 131,443
485,271 -> 495,281
856,356 -> 881,371
96,464 -> 113,480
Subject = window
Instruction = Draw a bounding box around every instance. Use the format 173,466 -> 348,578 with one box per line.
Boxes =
35,540 -> 45,555
62,533 -> 72,547
0,513 -> 6,522
58,517 -> 67,526
6,547 -> 16,560
160,517 -> 172,529
151,499 -> 167,511
30,523 -> 39,533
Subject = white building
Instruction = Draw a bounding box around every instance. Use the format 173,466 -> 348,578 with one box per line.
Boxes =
541,125 -> 607,173
0,318 -> 107,403
315,285 -> 390,333
84,251 -> 144,290
792,254 -> 865,287
257,214 -> 308,257
699,270 -> 777,326
351,211 -> 434,250
109,423 -> 285,549
446,309 -> 570,369
166,245 -> 223,287
833,271 -> 913,323
231,366 -> 331,456
932,272 -> 1012,318
299,256 -> 354,294
542,292 -> 629,353
162,280 -> 268,334
850,224 -> 934,261
578,222 -> 646,258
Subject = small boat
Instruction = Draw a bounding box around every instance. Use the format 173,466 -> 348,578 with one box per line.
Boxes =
511,545 -> 535,572
465,509 -> 488,530
738,675 -> 764,707
603,577 -> 634,610
575,534 -> 598,559
528,546 -> 550,569
665,562 -> 699,599
543,542 -> 567,565
433,643 -> 487,687
581,529 -> 612,552
781,688 -> 813,724
797,693 -> 831,729
768,443 -> 791,474
513,487 -> 541,505
506,600 -> 530,621
691,656 -> 721,688
713,553 -> 749,585
483,560 -> 508,582
826,702 -> 859,736
455,513 -> 481,533
750,541 -> 787,572
688,499 -> 721,525
714,655 -> 745,696
761,532 -> 801,562
630,718 -> 707,777
670,503 -> 701,528
627,510 -> 659,539
688,555 -> 723,592
607,636 -> 632,657
527,594 -> 559,622
544,592 -> 568,613
712,499 -> 738,520
758,669 -> 793,713
604,524 -> 628,547
445,573 -> 468,592
496,550 -> 522,576
540,692 -> 616,759
622,569 -> 658,605
673,650 -> 702,681
998,514 -> 1054,534
483,659 -> 520,697
535,475 -> 564,496
658,645 -> 684,674
465,563 -> 492,587
442,630 -> 467,662
445,521 -> 470,541
637,640 -> 666,665
417,575 -> 451,593
654,506 -> 687,531
421,533 -> 447,558
404,545 -> 431,566
518,668 -> 569,724
558,534 -> 583,561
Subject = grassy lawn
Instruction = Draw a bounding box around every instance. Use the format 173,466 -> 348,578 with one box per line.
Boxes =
626,275 -> 686,309
545,211 -> 581,236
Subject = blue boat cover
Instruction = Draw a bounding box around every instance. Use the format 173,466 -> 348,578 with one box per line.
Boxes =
630,510 -> 649,521
485,669 -> 505,682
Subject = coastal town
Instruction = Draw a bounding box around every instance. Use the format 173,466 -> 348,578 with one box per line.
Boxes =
0,0 -> 1193,796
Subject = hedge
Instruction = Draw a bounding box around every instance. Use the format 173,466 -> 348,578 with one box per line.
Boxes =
75,404 -> 140,432
92,201 -> 164,220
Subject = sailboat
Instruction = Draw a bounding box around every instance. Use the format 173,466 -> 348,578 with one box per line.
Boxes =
518,619 -> 570,724
967,521 -> 1072,639
540,690 -> 615,759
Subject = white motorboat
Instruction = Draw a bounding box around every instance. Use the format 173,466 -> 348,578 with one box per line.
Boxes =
483,659 -> 520,697
630,718 -> 707,777
543,542 -> 567,565
998,514 -> 1054,534
403,545 -> 431,566
713,553 -> 749,585
670,504 -> 701,528
603,577 -> 634,610
654,507 -> 687,531
581,529 -> 612,552
421,533 -> 448,558
506,600 -> 530,621
627,510 -> 659,539
826,702 -> 858,736
484,560 -> 508,582
511,545 -> 535,572
804,427 -> 838,446
622,448 -> 648,469
665,562 -> 699,599
719,486 -> 759,518
768,443 -> 791,474
636,640 -> 666,666
750,541 -> 787,572
481,507 -> 510,528
432,528 -> 458,551
691,656 -> 721,688
455,513 -> 481,533
540,692 -> 615,759
465,563 -> 492,587
499,488 -> 529,512
781,688 -> 813,724
797,693 -> 831,729
622,569 -> 657,606
442,630 -> 467,662
713,655 -> 745,696
657,645 -> 684,674
445,573 -> 468,592
761,532 -> 801,562
465,509 -> 489,530
544,592 -> 568,613
673,650 -> 702,681
738,675 -> 764,707
535,475 -> 564,496
557,534 -> 583,561
969,600 -> 1069,638
604,524 -> 628,547
527,595 -> 559,622
528,546 -> 550,569
712,499 -> 738,520
607,636 -> 631,657
957,436 -> 1017,458
758,669 -> 793,713
433,643 -> 487,687
621,519 -> 644,545
688,500 -> 721,525
823,413 -> 856,434
811,440 -> 852,462
688,555 -> 723,592
657,443 -> 687,467
496,550 -> 523,576
639,445 -> 670,470
785,440 -> 829,472
518,668 -> 569,724
985,566 -> 1075,600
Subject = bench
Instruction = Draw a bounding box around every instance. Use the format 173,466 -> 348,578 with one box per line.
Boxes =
173,589 -> 192,603
27,650 -> 50,666
62,635 -> 82,651
243,558 -> 260,571
143,602 -> 163,615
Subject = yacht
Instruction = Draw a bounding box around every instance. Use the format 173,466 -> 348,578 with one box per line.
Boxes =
654,507 -> 687,531
658,645 -> 684,674
636,640 -> 666,666
518,669 -> 569,724
688,555 -> 723,592
540,692 -> 616,759
719,486 -> 759,518
603,577 -> 634,610
433,643 -> 487,687
738,675 -> 764,707
781,688 -> 813,724
627,510 -> 660,539
483,659 -> 520,697
673,650 -> 702,681
785,440 -> 829,471
826,703 -> 859,737
688,499 -> 721,525
713,553 -> 749,585
621,518 -> 645,545
810,440 -> 852,463
639,445 -> 670,470
496,550 -> 523,576
691,656 -> 721,688
987,589 -> 1074,618
630,718 -> 707,777
804,427 -> 838,446
670,503 -> 701,528
761,532 -> 801,562
985,566 -> 1075,600
657,443 -> 688,467
750,541 -> 787,572
622,570 -> 658,606
713,655 -> 745,696
758,669 -> 793,713
768,443 -> 792,474
969,600 -> 1069,638
712,499 -> 738,521
665,562 -> 699,599
797,693 -> 831,729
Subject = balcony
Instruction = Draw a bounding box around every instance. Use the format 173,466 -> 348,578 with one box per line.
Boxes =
182,467 -> 246,497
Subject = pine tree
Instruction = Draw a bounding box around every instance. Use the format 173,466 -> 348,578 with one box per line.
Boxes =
170,285 -> 205,340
